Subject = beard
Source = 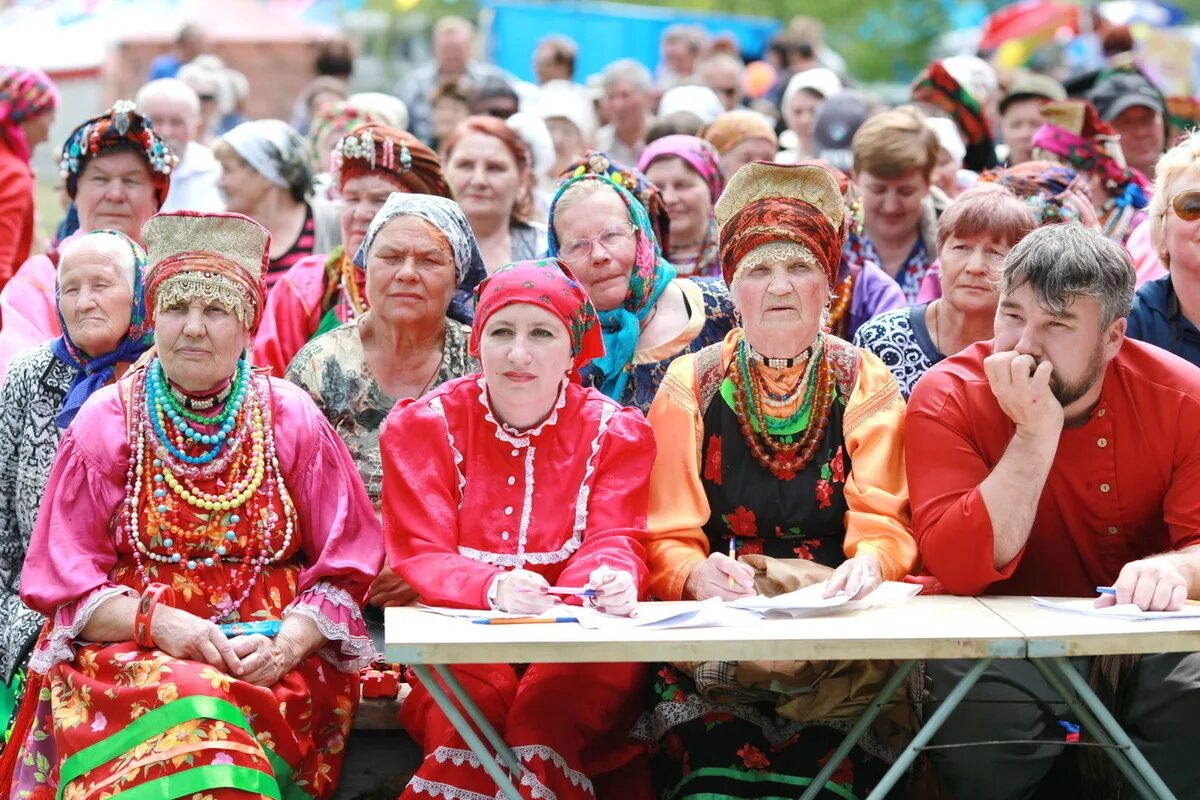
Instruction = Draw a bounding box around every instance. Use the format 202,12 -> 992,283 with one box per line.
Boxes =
1048,341 -> 1106,408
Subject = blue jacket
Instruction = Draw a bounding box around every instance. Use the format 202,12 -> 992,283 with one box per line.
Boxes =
1126,275 -> 1200,367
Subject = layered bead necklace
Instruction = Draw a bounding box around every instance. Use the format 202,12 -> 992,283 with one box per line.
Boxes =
730,333 -> 835,480
123,359 -> 298,623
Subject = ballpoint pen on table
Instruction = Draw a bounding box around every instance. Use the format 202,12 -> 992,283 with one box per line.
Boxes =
473,617 -> 576,625
727,537 -> 737,589
1095,586 -> 1200,606
515,586 -> 599,598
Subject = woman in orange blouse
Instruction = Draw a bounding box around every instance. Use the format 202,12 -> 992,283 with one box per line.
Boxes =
643,162 -> 916,799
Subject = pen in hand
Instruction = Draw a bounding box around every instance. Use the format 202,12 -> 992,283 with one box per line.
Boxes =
727,537 -> 737,589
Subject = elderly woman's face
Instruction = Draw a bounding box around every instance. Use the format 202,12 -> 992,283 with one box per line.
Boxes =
365,216 -> 458,327
216,150 -> 272,214
341,174 -> 400,257
57,245 -> 133,359
479,302 -> 573,424
552,187 -> 638,312
154,298 -> 250,393
75,151 -> 159,241
731,254 -> 828,355
644,156 -> 711,250
858,169 -> 930,244
938,233 -> 1007,318
445,132 -> 523,222
720,138 -> 778,181
1161,166 -> 1200,275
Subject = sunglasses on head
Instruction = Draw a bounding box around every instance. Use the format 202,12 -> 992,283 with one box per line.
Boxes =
1172,189 -> 1200,221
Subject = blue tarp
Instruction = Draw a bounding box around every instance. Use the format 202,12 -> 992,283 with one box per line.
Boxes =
480,0 -> 782,82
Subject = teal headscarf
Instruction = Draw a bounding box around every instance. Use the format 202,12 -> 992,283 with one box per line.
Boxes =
547,173 -> 676,401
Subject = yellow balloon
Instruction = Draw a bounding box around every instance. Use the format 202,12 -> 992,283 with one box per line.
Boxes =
394,0 -> 420,10
995,38 -> 1031,70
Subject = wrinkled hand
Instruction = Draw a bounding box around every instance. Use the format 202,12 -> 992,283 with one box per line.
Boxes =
495,570 -> 558,614
368,565 -> 419,608
151,606 -> 242,676
684,552 -> 756,601
228,634 -> 302,686
984,351 -> 1064,439
824,552 -> 882,600
587,566 -> 638,616
1095,558 -> 1190,612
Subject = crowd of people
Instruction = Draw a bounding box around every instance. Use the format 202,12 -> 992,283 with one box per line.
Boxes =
1,9 -> 1200,800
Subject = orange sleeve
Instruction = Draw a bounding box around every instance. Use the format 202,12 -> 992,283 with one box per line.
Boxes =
841,349 -> 919,581
644,354 -> 711,600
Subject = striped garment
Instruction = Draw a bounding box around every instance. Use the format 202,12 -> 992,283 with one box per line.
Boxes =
265,204 -> 315,293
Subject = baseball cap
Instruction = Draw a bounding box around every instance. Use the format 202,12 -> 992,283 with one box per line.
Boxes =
999,72 -> 1067,114
1087,72 -> 1165,121
812,91 -> 870,173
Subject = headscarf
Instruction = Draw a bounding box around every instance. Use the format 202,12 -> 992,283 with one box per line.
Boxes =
702,110 -> 779,156
637,134 -> 725,278
307,101 -> 382,168
637,134 -> 725,204
911,60 -> 999,173
1031,100 -> 1150,198
51,230 -> 153,428
220,119 -> 312,195
716,162 -> 844,289
61,100 -> 177,206
144,211 -> 271,335
353,193 -> 486,324
982,161 -> 1083,225
0,66 -> 58,162
557,151 -> 671,255
332,124 -> 450,198
547,173 -> 677,400
469,258 -> 604,382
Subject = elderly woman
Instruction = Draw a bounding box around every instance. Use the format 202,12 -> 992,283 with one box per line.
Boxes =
0,230 -> 153,730
214,119 -> 316,291
1,211 -> 380,798
1128,130 -> 1200,365
854,184 -> 1036,398
382,258 -> 655,800
848,106 -> 949,304
547,169 -> 737,413
1032,99 -> 1149,246
0,67 -> 57,282
560,150 -> 671,254
444,115 -> 546,273
255,125 -> 477,376
638,134 -> 724,278
644,162 -> 917,799
0,101 -> 175,379
702,109 -> 779,180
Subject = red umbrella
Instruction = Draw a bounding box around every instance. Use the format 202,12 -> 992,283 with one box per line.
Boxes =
979,0 -> 1083,51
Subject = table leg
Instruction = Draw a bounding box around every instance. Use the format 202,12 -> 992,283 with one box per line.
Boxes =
864,657 -> 993,800
409,664 -> 523,800
432,663 -> 523,776
797,659 -> 918,800
1037,657 -> 1176,800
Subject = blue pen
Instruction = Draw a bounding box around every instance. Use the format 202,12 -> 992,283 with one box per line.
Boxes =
1095,586 -> 1117,596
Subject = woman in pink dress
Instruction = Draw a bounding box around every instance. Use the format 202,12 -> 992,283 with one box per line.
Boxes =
382,259 -> 657,800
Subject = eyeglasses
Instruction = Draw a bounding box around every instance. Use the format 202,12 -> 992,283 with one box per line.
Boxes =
559,221 -> 637,263
1171,189 -> 1200,221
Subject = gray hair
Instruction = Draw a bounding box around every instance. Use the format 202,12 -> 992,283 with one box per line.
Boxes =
601,59 -> 652,92
58,232 -> 138,289
999,223 -> 1135,327
135,78 -> 201,118
662,24 -> 709,53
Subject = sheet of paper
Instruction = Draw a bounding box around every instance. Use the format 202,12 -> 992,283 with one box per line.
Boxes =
571,598 -> 759,630
417,606 -> 577,622
1031,597 -> 1200,622
727,581 -> 921,618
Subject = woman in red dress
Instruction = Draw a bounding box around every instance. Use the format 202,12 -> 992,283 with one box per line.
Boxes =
2,211 -> 381,800
381,258 -> 657,800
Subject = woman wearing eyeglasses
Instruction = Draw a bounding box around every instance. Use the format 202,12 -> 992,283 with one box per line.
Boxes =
1127,132 -> 1200,366
547,170 -> 736,413
443,115 -> 546,274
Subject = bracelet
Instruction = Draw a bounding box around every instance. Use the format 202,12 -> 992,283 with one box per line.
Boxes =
134,583 -> 175,649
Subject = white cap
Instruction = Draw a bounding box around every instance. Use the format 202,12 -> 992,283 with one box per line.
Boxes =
925,117 -> 965,164
942,55 -> 998,107
657,84 -> 725,125
507,112 -> 557,177
782,67 -> 843,111
534,80 -> 597,142
347,92 -> 409,131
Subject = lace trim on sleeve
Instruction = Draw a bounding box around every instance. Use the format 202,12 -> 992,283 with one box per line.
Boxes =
286,580 -> 376,672
28,584 -> 137,673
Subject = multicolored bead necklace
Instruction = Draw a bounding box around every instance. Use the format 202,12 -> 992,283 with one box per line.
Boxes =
123,359 -> 298,623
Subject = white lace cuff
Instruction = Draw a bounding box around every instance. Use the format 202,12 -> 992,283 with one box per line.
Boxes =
286,580 -> 376,672
28,584 -> 137,673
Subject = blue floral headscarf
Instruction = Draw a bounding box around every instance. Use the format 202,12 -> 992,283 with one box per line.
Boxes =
547,173 -> 676,401
51,229 -> 153,428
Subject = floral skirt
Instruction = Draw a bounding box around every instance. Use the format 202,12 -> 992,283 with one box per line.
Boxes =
7,641 -> 358,800
643,665 -> 906,800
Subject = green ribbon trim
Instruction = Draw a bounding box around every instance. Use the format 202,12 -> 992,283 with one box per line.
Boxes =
95,764 -> 278,800
671,766 -> 858,800
57,695 -> 302,800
